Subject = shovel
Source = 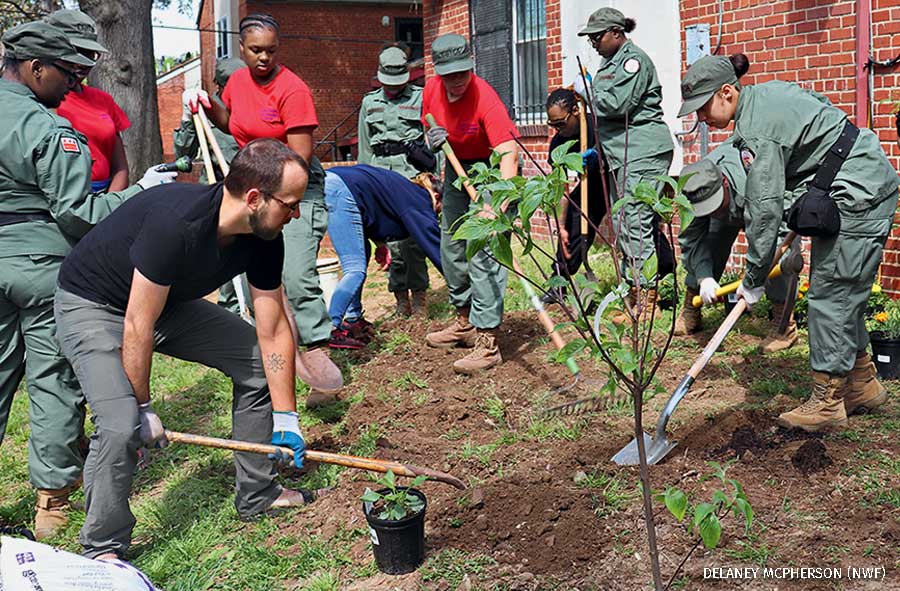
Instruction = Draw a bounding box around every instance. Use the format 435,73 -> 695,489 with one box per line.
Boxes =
165,430 -> 467,490
612,231 -> 798,465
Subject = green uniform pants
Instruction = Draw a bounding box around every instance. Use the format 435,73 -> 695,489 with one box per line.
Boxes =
388,238 -> 429,293
680,220 -> 791,303
441,160 -> 507,329
0,254 -> 84,491
610,152 -> 673,281
808,193 -> 898,375
282,176 -> 331,347
54,289 -> 281,558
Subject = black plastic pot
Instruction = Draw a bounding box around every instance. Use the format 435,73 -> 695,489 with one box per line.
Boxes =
869,332 -> 900,379
363,487 -> 427,575
723,291 -> 739,314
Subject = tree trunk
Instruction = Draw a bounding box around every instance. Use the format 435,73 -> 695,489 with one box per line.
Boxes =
80,0 -> 162,179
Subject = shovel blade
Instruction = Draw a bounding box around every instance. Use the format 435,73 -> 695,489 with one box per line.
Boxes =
610,431 -> 677,466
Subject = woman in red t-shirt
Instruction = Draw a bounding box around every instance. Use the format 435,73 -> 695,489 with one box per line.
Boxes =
188,13 -> 343,412
50,9 -> 130,193
421,33 -> 519,375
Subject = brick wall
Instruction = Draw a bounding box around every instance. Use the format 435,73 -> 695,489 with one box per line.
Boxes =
199,0 -> 216,91
157,70 -> 188,162
681,0 -> 900,292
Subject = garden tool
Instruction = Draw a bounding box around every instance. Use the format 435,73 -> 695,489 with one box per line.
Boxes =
195,108 -> 252,324
777,235 -> 804,333
165,430 -> 467,490
425,113 -> 581,394
155,155 -> 193,173
691,230 -> 798,308
612,231 -> 798,465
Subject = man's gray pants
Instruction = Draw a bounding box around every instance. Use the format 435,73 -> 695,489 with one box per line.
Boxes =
54,289 -> 282,558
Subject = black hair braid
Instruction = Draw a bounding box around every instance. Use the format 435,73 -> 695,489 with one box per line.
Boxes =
239,13 -> 280,40
546,87 -> 577,111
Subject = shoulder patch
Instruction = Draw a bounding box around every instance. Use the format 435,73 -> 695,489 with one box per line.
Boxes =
623,58 -> 641,74
60,137 -> 81,154
740,147 -> 755,172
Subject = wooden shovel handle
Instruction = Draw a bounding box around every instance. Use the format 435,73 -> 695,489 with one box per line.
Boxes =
164,430 -> 467,490
192,112 -> 216,183
196,108 -> 230,176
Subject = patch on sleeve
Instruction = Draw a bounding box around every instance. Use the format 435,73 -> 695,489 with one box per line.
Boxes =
740,147 -> 755,172
60,137 -> 81,154
623,58 -> 641,74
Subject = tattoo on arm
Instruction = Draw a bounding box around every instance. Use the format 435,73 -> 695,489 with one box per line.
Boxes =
265,353 -> 286,373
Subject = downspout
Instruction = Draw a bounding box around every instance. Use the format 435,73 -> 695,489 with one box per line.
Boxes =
855,0 -> 871,128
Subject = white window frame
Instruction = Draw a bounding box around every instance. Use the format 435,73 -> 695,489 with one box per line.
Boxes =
511,0 -> 547,125
216,16 -> 230,59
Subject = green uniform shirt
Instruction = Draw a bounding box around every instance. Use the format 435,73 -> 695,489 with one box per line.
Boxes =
733,81 -> 899,287
172,106 -> 240,184
590,40 -> 674,169
0,79 -> 141,258
357,84 -> 425,179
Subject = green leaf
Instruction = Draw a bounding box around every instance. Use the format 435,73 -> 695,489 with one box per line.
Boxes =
734,497 -> 754,530
361,488 -> 381,503
563,153 -> 585,173
641,253 -> 658,283
490,234 -> 513,268
664,488 -> 688,522
699,514 -> 722,549
410,475 -> 428,487
550,139 -> 578,166
384,469 -> 396,489
692,502 -> 715,532
712,490 -> 729,508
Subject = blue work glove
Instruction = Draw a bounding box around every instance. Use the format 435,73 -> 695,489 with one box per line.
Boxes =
581,148 -> 599,168
270,411 -> 306,469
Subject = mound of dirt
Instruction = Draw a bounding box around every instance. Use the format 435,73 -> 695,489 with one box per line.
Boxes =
790,439 -> 832,475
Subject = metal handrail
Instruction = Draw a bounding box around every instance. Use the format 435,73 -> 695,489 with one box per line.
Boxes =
315,105 -> 361,161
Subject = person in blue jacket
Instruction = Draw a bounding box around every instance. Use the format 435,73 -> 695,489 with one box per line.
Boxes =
324,164 -> 442,349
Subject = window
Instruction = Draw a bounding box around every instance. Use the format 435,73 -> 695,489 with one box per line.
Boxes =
395,18 -> 424,62
511,0 -> 546,125
471,0 -> 547,125
216,16 -> 229,59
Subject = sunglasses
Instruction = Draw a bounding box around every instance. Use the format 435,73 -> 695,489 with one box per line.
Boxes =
51,62 -> 79,84
547,111 -> 574,130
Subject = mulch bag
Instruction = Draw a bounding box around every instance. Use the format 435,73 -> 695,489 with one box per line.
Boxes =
1,536 -> 162,591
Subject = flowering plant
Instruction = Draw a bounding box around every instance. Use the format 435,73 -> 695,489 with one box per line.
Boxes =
866,295 -> 900,340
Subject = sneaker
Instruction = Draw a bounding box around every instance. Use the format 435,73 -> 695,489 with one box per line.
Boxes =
329,327 -> 366,350
342,317 -> 375,342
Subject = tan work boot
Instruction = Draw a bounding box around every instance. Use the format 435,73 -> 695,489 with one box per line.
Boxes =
777,371 -> 849,432
673,287 -> 702,335
296,345 -> 344,392
410,290 -> 427,317
758,302 -> 798,353
34,486 -> 73,540
610,287 -> 660,325
426,307 -> 477,348
394,290 -> 412,317
453,329 -> 502,374
843,353 -> 888,415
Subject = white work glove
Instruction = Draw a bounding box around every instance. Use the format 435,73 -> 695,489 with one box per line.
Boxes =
736,281 -> 765,308
138,402 -> 168,448
699,277 -> 721,305
572,71 -> 592,100
425,125 -> 448,151
137,165 -> 177,190
182,88 -> 210,119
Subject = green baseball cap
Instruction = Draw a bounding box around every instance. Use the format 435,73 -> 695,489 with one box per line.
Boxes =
45,9 -> 108,54
377,46 -> 409,85
1,21 -> 95,66
578,7 -> 627,36
432,34 -> 473,76
680,158 -> 725,217
214,57 -> 245,87
678,55 -> 738,117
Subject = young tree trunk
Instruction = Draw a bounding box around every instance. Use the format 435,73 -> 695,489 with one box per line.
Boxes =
80,0 -> 162,179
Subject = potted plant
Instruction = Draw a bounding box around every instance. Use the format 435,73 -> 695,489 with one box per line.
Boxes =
866,296 -> 900,379
361,471 -> 427,575
657,273 -> 676,310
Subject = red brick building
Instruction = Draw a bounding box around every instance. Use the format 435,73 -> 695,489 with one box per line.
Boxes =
156,58 -> 201,162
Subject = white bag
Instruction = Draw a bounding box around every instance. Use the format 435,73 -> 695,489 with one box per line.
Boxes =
0,536 -> 161,591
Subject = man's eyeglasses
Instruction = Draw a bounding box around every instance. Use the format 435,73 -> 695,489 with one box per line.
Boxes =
265,192 -> 301,213
51,62 -> 79,84
547,111 -> 574,130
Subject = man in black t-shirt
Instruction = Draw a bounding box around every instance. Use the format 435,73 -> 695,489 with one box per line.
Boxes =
54,139 -> 319,560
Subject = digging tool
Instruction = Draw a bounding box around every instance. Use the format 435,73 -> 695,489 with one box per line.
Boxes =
611,231 -> 799,465
425,113 -> 581,390
778,235 -> 804,332
165,430 -> 467,490
194,108 -> 252,323
155,155 -> 193,174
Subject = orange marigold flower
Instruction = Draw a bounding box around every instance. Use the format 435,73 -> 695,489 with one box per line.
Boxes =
875,311 -> 888,323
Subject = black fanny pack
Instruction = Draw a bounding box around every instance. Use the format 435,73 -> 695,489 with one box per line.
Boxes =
0,212 -> 53,228
786,120 -> 858,238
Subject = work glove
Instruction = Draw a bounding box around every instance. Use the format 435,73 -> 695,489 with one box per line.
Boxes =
138,402 -> 168,448
182,88 -> 211,116
572,71 -> 592,100
699,277 -> 721,305
581,148 -> 598,168
425,125 -> 449,151
375,243 -> 391,271
270,411 -> 306,469
736,281 -> 765,308
137,165 -> 177,190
